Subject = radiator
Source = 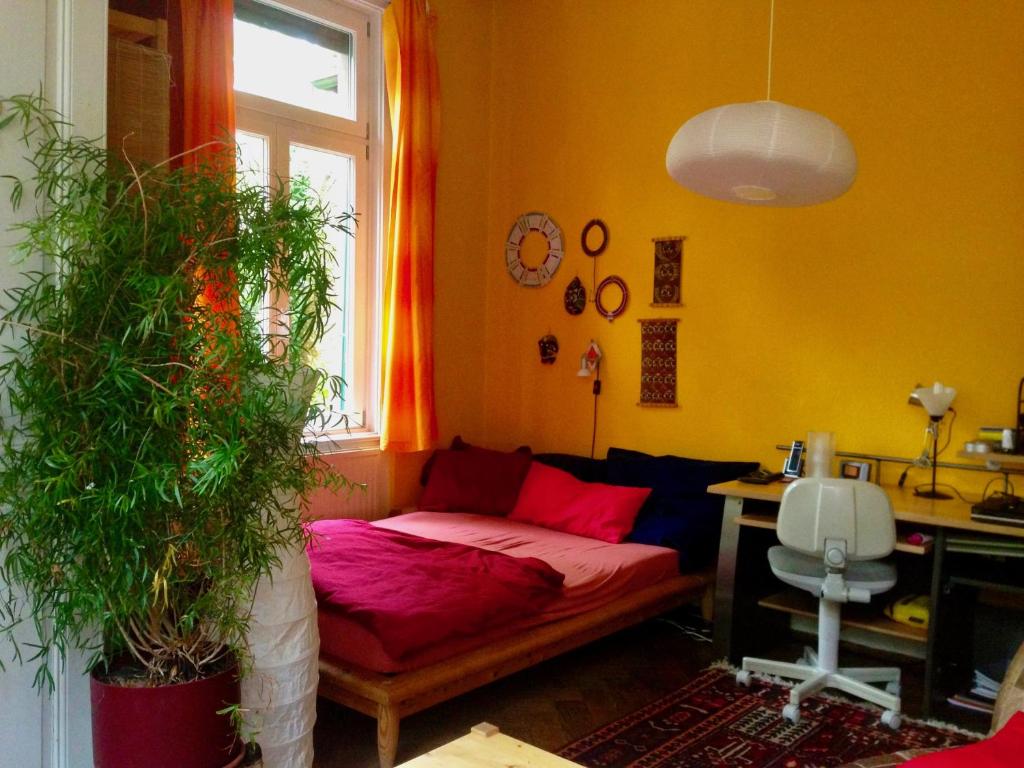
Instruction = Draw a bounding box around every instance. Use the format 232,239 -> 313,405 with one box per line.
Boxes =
307,449 -> 390,520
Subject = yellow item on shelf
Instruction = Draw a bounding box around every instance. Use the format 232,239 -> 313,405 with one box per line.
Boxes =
885,595 -> 930,629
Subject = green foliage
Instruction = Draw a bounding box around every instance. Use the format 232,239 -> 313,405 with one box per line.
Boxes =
0,93 -> 355,687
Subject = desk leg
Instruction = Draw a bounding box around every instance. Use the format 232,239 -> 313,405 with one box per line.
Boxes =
922,527 -> 946,718
712,495 -> 744,661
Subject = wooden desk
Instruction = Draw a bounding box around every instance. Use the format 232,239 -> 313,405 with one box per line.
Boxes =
708,479 -> 1024,719
396,723 -> 583,768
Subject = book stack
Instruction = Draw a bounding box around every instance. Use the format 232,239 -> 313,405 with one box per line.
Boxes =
947,666 -> 1001,715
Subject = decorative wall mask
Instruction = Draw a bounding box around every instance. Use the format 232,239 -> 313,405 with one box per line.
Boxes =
581,219 -> 609,257
595,275 -> 629,322
638,318 -> 679,407
505,212 -> 564,287
564,276 -> 586,315
651,236 -> 684,307
538,334 -> 559,364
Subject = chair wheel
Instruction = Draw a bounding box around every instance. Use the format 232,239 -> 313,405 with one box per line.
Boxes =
885,681 -> 901,696
881,710 -> 901,730
736,670 -> 752,687
782,703 -> 801,724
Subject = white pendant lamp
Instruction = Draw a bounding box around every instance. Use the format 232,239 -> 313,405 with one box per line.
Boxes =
665,1 -> 857,207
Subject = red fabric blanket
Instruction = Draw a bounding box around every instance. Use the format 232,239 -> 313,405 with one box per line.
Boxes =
306,518 -> 566,661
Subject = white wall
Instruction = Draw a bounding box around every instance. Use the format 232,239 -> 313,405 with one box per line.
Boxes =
0,2 -> 105,766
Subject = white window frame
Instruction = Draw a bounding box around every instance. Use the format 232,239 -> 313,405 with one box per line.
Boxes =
235,0 -> 385,450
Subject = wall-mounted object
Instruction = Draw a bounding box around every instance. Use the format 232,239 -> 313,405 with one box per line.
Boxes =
564,276 -> 586,315
576,340 -> 602,377
580,219 -> 609,257
505,212 -> 564,287
651,236 -> 684,307
665,0 -> 856,206
638,319 -> 678,407
538,334 -> 559,365
595,275 -> 629,322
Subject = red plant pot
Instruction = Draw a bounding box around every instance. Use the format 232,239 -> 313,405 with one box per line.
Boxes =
91,665 -> 244,768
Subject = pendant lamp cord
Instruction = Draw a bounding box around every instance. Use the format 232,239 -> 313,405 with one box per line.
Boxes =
766,0 -> 775,101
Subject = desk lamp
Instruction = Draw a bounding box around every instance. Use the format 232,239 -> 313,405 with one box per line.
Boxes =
912,382 -> 956,499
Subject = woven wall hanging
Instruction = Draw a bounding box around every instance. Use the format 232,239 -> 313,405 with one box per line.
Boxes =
638,318 -> 679,407
650,236 -> 685,307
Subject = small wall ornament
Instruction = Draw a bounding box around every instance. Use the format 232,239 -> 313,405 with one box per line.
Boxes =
538,334 -> 559,365
564,276 -> 586,315
595,275 -> 629,322
580,219 -> 609,257
638,318 -> 679,407
505,212 -> 564,287
650,236 -> 685,307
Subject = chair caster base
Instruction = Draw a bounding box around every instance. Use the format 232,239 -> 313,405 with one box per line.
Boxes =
881,710 -> 901,730
885,681 -> 901,696
782,703 -> 801,724
736,670 -> 752,687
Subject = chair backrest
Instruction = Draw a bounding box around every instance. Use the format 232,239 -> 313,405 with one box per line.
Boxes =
777,478 -> 896,561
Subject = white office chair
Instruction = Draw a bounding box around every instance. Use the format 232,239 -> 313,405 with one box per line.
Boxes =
736,477 -> 902,729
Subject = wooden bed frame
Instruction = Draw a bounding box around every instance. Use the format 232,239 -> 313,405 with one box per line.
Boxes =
317,569 -> 714,767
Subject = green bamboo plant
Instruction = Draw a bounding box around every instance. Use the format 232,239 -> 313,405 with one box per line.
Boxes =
0,94 -> 353,687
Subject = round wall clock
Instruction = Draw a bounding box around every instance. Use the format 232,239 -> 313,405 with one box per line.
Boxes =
505,212 -> 564,287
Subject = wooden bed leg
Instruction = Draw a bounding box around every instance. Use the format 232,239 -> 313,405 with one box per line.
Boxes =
377,703 -> 400,768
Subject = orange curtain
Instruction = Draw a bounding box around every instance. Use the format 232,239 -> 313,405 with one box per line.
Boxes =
178,0 -> 236,170
175,1 -> 239,326
381,0 -> 440,452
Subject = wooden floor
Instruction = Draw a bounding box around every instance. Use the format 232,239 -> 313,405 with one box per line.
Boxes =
311,609 -> 929,768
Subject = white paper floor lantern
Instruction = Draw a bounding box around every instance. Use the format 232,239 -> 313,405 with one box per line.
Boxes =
665,100 -> 857,207
242,368 -> 320,768
242,536 -> 320,768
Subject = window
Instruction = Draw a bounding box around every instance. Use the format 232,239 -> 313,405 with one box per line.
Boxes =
234,0 -> 383,441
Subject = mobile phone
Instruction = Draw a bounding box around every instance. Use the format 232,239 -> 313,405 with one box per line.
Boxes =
783,440 -> 805,478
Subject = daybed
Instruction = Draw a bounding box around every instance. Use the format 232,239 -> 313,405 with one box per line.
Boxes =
311,443 -> 757,767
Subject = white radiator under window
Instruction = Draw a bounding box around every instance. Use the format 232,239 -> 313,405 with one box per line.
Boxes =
310,449 -> 390,520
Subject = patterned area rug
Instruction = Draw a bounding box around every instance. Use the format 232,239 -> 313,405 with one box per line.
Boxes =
558,667 -> 976,768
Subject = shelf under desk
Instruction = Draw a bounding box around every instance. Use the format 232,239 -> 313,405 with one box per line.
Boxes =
758,589 -> 928,644
733,514 -> 934,554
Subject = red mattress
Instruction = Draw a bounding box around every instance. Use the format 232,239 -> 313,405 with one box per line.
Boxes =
317,511 -> 680,673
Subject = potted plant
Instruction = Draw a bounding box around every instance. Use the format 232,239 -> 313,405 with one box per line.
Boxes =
0,94 -> 351,767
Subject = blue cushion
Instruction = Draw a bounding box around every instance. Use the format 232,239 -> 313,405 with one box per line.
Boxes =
607,447 -> 758,571
534,453 -> 608,484
628,502 -> 723,571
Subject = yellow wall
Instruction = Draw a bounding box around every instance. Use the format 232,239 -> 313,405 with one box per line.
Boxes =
399,0 -> 1024,503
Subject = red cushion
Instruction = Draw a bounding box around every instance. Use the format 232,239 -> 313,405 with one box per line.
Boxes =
508,462 -> 651,543
905,711 -> 1024,767
419,445 -> 533,516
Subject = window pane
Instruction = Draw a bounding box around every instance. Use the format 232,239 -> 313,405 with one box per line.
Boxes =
289,143 -> 356,419
236,130 -> 269,192
235,130 -> 276,349
234,0 -> 355,120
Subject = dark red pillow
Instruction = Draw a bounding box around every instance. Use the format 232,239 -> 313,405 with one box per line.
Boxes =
418,444 -> 533,516
508,462 -> 651,543
904,711 -> 1023,767
419,435 -> 528,486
